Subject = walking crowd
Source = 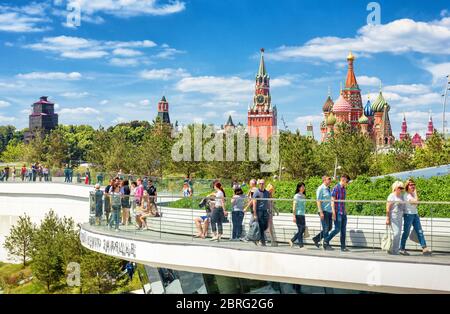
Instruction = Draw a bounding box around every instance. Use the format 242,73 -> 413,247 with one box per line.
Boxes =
187,175 -> 433,255
90,173 -> 432,256
0,163 -> 50,182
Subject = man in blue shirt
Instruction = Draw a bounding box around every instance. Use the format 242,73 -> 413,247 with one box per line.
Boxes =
252,179 -> 270,247
312,176 -> 333,248
324,174 -> 350,251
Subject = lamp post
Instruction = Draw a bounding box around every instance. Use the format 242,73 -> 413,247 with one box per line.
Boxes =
442,75 -> 450,139
333,157 -> 342,180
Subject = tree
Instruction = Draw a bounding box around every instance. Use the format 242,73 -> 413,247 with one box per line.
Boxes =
321,125 -> 374,179
279,130 -> 320,180
3,214 -> 36,267
0,141 -> 29,162
80,248 -> 128,294
413,131 -> 450,168
30,210 -> 74,292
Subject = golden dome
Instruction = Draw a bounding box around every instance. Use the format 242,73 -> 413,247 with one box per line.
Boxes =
347,51 -> 355,60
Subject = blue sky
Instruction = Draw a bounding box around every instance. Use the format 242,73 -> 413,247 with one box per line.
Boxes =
0,0 -> 449,138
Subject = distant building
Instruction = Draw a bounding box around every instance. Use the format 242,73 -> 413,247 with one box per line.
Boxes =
157,96 -> 171,124
306,122 -> 314,139
24,96 -> 58,142
247,48 -> 277,141
224,115 -> 235,132
320,52 -> 394,148
399,112 -> 436,148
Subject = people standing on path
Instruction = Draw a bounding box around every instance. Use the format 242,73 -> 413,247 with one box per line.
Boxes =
289,182 -> 307,248
266,183 -> 278,247
231,187 -> 246,241
400,179 -> 431,256
21,165 -> 26,181
210,182 -> 227,242
323,175 -> 350,251
252,179 -> 270,247
94,183 -> 104,225
121,180 -> 131,226
312,176 -> 333,248
386,181 -> 406,255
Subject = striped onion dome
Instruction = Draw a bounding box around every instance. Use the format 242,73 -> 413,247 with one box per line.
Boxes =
372,91 -> 389,112
327,113 -> 336,125
320,120 -> 326,128
358,114 -> 369,124
322,95 -> 334,112
332,94 -> 352,113
364,99 -> 374,117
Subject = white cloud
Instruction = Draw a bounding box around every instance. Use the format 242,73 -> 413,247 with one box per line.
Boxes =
384,84 -> 431,95
269,17 -> 450,62
17,71 -> 82,80
422,61 -> 450,84
271,78 -> 292,87
0,3 -> 50,32
109,58 -> 140,67
25,36 -> 157,61
140,68 -> 190,80
139,99 -> 150,106
112,48 -> 142,57
0,100 -> 11,108
0,115 -> 15,123
363,90 -> 442,107
100,100 -> 109,105
60,92 -> 90,98
155,46 -> 184,59
357,76 -> 381,86
124,102 -> 137,108
113,117 -> 127,124
176,76 -> 253,102
54,0 -> 185,19
60,107 -> 100,115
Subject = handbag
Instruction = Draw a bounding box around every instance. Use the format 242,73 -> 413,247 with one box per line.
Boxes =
247,221 -> 261,241
304,226 -> 310,239
409,230 -> 420,244
381,225 -> 394,252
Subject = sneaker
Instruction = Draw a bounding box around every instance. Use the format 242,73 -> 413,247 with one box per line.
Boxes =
323,243 -> 332,250
399,250 -> 410,256
210,236 -> 218,241
298,244 -> 304,249
422,248 -> 432,256
239,237 -> 248,242
341,247 -> 350,252
288,239 -> 294,248
115,228 -> 120,232
313,238 -> 320,248
253,241 -> 259,246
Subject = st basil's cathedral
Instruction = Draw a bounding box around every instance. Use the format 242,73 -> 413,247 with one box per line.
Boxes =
320,52 -> 395,148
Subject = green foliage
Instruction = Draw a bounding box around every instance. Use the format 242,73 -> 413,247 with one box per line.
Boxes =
168,175 -> 450,217
3,215 -> 36,267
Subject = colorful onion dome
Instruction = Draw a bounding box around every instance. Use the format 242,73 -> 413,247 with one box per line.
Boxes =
327,113 -> 336,125
322,95 -> 334,112
364,99 -> 374,117
358,114 -> 369,124
372,91 -> 389,112
332,94 -> 352,113
320,120 -> 326,128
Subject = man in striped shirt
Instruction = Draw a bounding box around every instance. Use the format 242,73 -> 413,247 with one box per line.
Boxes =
324,174 -> 350,251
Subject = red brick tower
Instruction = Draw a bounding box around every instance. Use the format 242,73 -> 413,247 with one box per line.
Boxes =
399,113 -> 409,141
342,52 -> 363,129
247,48 -> 277,141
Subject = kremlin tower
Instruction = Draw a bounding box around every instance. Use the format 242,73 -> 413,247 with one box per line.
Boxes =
247,48 -> 277,141
426,113 -> 435,139
157,96 -> 171,124
399,114 -> 409,141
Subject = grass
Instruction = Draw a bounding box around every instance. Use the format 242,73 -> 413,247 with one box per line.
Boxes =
0,261 -> 145,294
